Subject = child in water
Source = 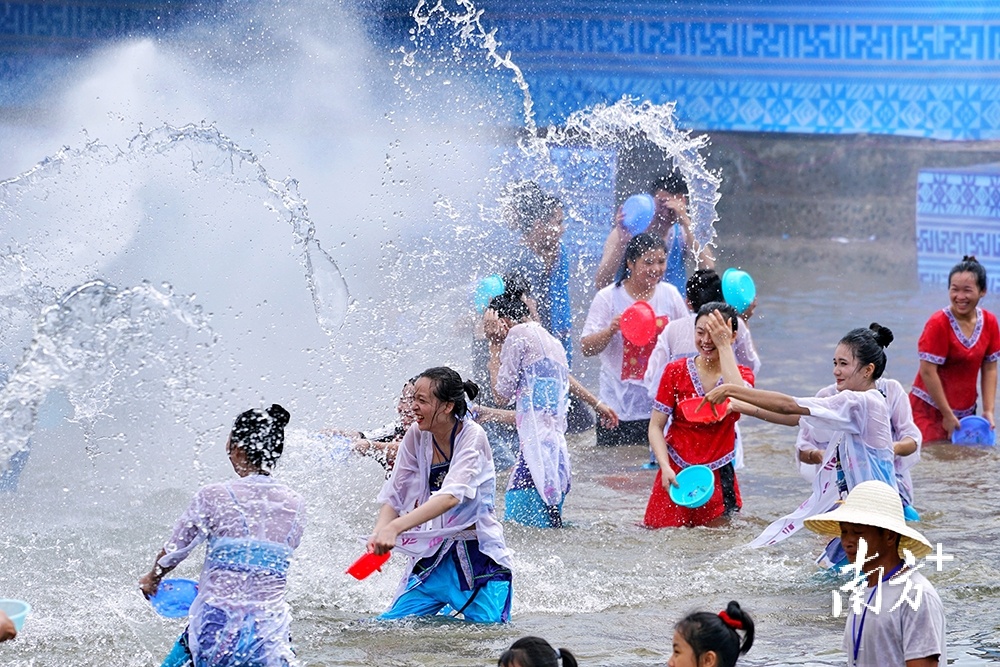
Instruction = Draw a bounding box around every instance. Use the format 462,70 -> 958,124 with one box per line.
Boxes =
498,636 -> 578,667
670,601 -> 755,667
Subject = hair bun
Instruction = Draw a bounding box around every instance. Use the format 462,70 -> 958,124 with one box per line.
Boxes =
462,379 -> 480,402
869,322 -> 894,348
268,403 -> 291,429
963,254 -> 979,263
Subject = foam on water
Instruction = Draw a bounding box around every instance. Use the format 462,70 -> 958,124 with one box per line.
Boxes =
0,1 -> 994,665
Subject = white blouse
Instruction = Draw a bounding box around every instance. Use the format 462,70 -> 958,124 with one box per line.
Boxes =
582,282 -> 688,421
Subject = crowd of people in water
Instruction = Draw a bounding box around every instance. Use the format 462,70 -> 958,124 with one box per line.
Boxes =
3,172 -> 985,666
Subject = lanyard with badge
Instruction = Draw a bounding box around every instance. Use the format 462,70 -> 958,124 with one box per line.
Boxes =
852,562 -> 905,663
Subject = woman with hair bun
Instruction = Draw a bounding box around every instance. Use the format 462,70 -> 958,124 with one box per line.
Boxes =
139,404 -> 305,667
910,255 -> 1000,443
486,284 -> 616,528
368,366 -> 513,623
704,325 -> 900,555
670,601 -> 755,667
499,636 -> 578,667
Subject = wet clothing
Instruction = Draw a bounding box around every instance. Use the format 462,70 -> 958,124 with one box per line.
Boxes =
507,244 -> 573,365
379,541 -> 510,623
582,282 -> 687,424
749,389 -> 897,549
376,419 -> 512,622
643,357 -> 754,528
798,379 -> 922,506
495,321 -> 571,528
910,307 -> 1000,441
157,475 -> 306,667
664,223 -> 687,297
843,569 -> 946,667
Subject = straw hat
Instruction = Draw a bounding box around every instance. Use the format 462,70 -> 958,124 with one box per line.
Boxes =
803,480 -> 933,559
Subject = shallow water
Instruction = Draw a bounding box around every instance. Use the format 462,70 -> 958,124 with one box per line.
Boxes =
1,262 -> 998,666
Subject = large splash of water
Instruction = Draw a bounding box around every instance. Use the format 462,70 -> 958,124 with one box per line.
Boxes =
0,1 -> 729,664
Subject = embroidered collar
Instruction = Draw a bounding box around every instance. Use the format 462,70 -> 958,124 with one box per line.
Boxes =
686,357 -> 726,396
944,306 -> 983,349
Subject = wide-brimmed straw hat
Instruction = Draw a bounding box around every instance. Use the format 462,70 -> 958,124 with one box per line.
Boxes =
803,480 -> 933,559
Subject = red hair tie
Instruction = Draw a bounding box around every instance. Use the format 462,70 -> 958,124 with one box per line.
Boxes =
718,610 -> 742,630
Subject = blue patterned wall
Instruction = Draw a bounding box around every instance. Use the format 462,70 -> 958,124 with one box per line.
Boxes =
917,164 -> 1000,291
381,0 -> 1000,140
5,1 -> 1000,140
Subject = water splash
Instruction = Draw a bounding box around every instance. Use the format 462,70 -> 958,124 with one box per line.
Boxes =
0,279 -> 215,471
0,122 -> 350,335
398,2 -> 719,264
557,99 -> 722,258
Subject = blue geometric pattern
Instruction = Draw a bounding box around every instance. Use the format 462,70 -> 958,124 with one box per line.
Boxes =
463,0 -> 1000,139
4,1 -> 1000,140
549,146 -> 617,265
916,165 -> 1000,292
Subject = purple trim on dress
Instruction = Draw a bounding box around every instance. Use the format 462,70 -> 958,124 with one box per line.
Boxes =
911,387 -> 937,409
988,351 -> 1000,363
955,405 -> 977,418
667,445 -> 735,471
911,386 -> 976,416
918,351 -> 946,365
944,307 -> 983,349
653,400 -> 673,415
687,357 -> 704,396
685,357 -> 729,397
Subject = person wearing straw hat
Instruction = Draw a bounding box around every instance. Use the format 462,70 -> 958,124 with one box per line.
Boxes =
803,480 -> 946,667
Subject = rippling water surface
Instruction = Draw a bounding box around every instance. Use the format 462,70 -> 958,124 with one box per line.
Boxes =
1,261 -> 998,666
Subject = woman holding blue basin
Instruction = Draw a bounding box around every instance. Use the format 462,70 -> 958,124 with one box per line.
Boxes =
910,255 -> 1000,443
644,302 -> 754,528
367,367 -> 513,623
703,325 -> 901,556
139,404 -> 305,667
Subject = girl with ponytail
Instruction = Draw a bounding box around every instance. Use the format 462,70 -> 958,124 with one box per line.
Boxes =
139,404 -> 305,666
671,601 -> 755,667
499,636 -> 578,667
703,325 -> 906,560
367,366 -> 514,623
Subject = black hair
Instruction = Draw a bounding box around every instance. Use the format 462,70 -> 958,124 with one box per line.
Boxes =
418,366 -> 479,419
687,269 -> 724,312
489,292 -> 530,322
615,232 -> 667,286
949,255 -> 988,292
230,404 -> 290,470
839,323 -> 893,380
498,636 -> 578,667
501,180 -> 562,235
649,171 -> 688,196
675,601 -> 755,667
696,301 -> 739,333
489,271 -> 532,321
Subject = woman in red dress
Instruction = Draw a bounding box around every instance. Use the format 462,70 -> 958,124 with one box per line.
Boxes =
910,256 -> 1000,443
644,302 -> 754,528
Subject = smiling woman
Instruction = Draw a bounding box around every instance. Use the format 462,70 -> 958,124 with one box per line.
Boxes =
366,367 -> 513,623
581,233 -> 688,448
702,324 -> 901,555
909,256 -> 1000,443
644,302 -> 753,528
